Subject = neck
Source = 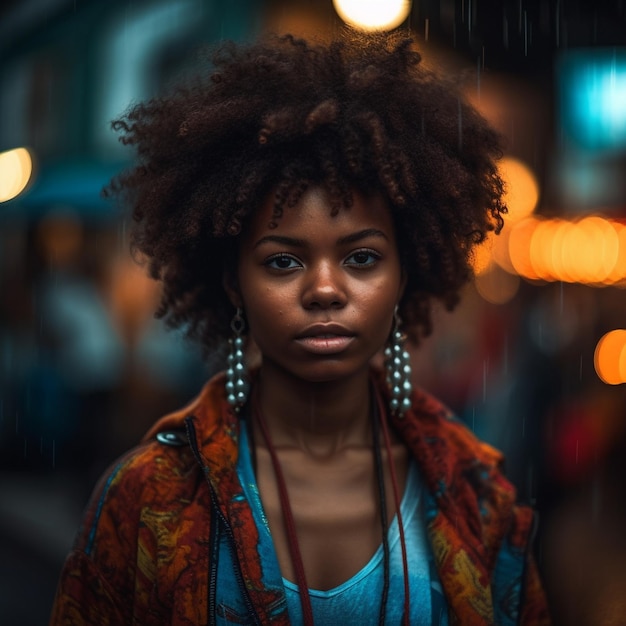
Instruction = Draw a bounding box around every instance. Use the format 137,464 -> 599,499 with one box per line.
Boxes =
254,362 -> 372,457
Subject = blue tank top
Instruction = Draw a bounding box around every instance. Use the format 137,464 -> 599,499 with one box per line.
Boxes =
237,424 -> 448,625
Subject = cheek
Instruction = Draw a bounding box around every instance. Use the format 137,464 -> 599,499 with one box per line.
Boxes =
360,275 -> 401,311
242,284 -> 293,337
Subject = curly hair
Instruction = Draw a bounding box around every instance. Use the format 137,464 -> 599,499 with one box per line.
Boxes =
107,31 -> 506,351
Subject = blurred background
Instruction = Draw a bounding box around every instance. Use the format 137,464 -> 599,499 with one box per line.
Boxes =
1,0 -> 626,624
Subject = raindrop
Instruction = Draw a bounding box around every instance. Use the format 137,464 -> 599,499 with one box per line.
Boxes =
52,439 -> 56,469
424,17 -> 429,42
503,15 -> 509,49
524,11 -> 528,56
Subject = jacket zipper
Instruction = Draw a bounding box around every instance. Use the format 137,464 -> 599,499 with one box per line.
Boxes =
185,416 -> 263,626
207,493 -> 220,624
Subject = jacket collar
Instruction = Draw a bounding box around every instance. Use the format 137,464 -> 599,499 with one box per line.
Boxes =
145,372 -> 289,624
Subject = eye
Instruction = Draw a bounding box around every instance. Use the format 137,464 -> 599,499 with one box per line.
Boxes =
345,249 -> 380,267
265,254 -> 302,270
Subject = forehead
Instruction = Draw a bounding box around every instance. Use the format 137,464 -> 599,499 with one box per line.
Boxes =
242,186 -> 396,242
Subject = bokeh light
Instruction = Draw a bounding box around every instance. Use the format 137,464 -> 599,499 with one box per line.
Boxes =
471,232 -> 495,276
472,156 -> 539,288
0,147 -> 33,202
529,218 -> 556,281
474,262 -> 520,304
332,0 -> 412,31
36,210 -> 84,267
605,222 -> 626,286
508,217 -> 541,281
594,330 -> 626,385
499,156 -> 539,222
506,215 -> 626,286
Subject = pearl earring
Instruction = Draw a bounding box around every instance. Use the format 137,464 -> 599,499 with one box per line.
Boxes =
225,307 -> 249,412
384,307 -> 412,418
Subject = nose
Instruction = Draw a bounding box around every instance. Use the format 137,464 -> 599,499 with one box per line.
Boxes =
302,262 -> 347,310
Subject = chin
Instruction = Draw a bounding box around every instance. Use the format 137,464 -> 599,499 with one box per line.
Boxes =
287,360 -> 370,385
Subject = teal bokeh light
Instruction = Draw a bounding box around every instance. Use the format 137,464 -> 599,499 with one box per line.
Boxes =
558,48 -> 626,153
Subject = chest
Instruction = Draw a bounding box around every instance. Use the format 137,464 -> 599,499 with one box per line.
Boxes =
255,446 -> 409,591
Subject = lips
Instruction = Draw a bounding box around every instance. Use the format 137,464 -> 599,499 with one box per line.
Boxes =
295,323 -> 355,355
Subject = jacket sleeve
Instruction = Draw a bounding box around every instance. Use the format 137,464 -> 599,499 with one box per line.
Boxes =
49,451 -> 149,626
49,550 -> 128,625
491,502 -> 552,626
49,440 -> 210,626
509,504 -> 552,626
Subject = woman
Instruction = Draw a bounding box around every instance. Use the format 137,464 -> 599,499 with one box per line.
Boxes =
50,32 -> 550,625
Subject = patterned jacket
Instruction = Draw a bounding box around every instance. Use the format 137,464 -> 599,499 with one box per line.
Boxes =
50,371 -> 551,625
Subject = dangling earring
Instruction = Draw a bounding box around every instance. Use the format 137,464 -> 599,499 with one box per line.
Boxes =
226,307 -> 249,412
384,306 -> 412,418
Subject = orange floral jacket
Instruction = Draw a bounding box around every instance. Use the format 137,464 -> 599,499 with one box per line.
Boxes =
50,371 -> 551,625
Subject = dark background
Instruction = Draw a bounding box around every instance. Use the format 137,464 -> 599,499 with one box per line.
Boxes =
2,1 -> 626,624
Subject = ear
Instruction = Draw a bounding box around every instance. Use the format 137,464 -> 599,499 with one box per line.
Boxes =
222,271 -> 243,309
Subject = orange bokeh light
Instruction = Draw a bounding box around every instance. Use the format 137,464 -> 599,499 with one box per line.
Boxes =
529,218 -> 556,281
509,217 -> 541,280
499,157 -> 539,222
508,215 -> 626,285
594,330 -> 626,385
604,222 -> 626,286
474,262 -> 520,304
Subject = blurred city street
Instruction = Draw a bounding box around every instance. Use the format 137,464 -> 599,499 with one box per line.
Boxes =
3,0 -> 626,624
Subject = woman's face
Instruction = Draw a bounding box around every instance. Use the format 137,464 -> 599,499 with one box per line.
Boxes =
231,186 -> 404,384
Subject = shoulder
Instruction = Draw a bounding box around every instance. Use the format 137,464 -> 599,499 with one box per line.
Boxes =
395,384 -> 506,475
74,371 -> 235,557
393,385 -> 522,529
52,436 -> 206,623
74,435 -> 201,556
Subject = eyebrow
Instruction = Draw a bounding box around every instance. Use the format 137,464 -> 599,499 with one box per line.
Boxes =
253,228 -> 389,249
338,228 -> 388,245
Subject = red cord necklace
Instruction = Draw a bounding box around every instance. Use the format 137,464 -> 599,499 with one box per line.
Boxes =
251,381 -> 410,625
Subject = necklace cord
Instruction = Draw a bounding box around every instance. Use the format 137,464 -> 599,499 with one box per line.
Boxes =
371,386 -> 390,625
252,385 -> 407,626
376,388 -> 411,626
252,390 -> 315,626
